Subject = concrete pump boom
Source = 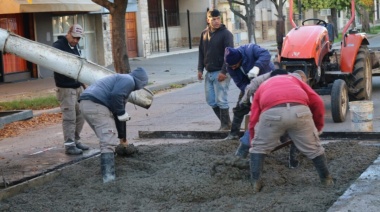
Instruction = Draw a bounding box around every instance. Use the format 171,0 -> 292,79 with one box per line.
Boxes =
0,28 -> 153,109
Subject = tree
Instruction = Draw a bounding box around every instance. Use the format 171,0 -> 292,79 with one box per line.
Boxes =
92,0 -> 130,73
268,0 -> 287,56
227,0 -> 261,43
358,0 -> 374,32
306,0 -> 373,33
227,0 -> 286,49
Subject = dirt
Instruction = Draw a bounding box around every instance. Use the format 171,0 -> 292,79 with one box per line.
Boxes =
1,139 -> 379,211
0,113 -> 62,140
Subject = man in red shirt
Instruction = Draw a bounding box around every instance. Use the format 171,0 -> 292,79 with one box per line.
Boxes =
248,74 -> 333,192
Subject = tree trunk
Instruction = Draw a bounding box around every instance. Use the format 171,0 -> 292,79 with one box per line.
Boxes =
112,5 -> 130,73
275,0 -> 285,56
249,0 -> 256,43
92,0 -> 130,73
330,9 -> 339,38
361,7 -> 370,33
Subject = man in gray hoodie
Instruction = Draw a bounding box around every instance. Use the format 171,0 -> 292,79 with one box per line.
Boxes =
79,67 -> 148,183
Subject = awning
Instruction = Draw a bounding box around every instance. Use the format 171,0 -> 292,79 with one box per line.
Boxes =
0,0 -> 102,14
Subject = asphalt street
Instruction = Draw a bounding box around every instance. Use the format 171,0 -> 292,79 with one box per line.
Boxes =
1,34 -> 380,210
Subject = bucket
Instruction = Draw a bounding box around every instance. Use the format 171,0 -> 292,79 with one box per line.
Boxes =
127,88 -> 154,109
349,101 -> 374,132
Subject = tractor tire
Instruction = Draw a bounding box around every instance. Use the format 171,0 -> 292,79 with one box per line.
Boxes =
331,79 -> 348,123
350,46 -> 372,101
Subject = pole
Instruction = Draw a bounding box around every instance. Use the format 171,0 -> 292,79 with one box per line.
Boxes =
164,9 -> 170,52
187,10 -> 192,49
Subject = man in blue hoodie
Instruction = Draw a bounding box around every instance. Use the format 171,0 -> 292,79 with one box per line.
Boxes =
79,67 -> 148,183
224,44 -> 275,140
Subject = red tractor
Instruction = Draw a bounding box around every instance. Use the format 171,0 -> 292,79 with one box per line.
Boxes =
279,0 -> 372,123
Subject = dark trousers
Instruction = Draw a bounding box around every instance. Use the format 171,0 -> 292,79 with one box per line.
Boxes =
231,92 -> 251,135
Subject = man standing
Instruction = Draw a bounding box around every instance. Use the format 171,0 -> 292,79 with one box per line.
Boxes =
223,44 -> 275,140
53,24 -> 88,155
198,9 -> 234,131
79,67 -> 148,183
248,74 -> 333,192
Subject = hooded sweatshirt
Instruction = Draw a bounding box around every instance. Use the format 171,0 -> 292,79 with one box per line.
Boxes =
198,24 -> 234,74
79,67 -> 148,116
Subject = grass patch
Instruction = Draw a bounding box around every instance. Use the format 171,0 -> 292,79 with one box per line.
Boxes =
170,84 -> 185,89
0,95 -> 59,111
368,25 -> 380,34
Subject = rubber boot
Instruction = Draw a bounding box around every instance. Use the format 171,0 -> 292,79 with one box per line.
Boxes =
224,115 -> 244,140
250,153 -> 266,192
235,143 -> 250,159
312,154 -> 334,186
219,108 -> 231,131
101,152 -> 116,183
288,144 -> 300,168
212,106 -> 222,130
212,106 -> 221,121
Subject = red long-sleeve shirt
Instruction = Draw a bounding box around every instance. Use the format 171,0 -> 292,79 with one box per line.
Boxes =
249,75 -> 325,140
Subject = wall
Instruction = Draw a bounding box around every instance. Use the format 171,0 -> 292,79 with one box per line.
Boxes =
34,13 -> 55,78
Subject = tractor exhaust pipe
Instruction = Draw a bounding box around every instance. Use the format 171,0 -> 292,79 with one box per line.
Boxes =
0,28 -> 153,109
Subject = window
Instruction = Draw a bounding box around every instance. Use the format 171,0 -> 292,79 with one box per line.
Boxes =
52,15 -> 97,62
148,0 -> 179,28
0,15 -> 27,74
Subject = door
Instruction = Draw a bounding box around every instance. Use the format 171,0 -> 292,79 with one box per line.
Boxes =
125,12 -> 138,58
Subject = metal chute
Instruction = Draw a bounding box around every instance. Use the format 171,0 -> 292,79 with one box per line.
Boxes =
0,28 -> 153,109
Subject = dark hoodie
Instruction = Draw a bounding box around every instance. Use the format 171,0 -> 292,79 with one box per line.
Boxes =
79,67 -> 148,116
52,35 -> 82,88
197,24 -> 234,74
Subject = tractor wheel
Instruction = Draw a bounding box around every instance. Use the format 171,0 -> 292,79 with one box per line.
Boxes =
350,46 -> 372,100
331,79 -> 348,123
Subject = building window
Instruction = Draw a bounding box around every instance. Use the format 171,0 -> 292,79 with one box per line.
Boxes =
0,15 -> 27,74
148,0 -> 179,28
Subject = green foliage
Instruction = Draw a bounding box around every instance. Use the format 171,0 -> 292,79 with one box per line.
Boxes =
368,25 -> 380,34
0,95 -> 59,111
300,0 -> 350,11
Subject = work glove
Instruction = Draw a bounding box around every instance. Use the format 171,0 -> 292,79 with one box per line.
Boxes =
247,66 -> 260,79
117,112 -> 131,121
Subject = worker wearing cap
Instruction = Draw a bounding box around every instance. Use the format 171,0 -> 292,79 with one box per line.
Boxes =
223,44 -> 275,141
52,24 -> 89,155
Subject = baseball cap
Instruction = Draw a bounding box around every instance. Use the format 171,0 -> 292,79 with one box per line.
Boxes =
71,24 -> 84,38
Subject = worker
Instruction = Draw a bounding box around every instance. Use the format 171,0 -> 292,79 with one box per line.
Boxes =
52,24 -> 88,155
248,72 -> 333,192
78,67 -> 148,183
223,44 -> 275,140
236,70 -> 303,169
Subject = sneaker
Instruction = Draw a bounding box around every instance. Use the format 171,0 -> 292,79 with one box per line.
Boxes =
223,134 -> 240,140
76,142 -> 90,150
65,146 -> 83,155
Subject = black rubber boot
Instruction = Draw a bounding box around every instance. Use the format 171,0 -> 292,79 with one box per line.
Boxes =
219,108 -> 231,131
224,115 -> 244,140
235,143 -> 250,159
212,106 -> 221,121
101,152 -> 116,183
312,154 -> 334,186
250,153 -> 266,192
288,144 -> 300,168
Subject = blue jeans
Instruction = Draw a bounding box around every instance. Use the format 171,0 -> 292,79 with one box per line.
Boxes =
204,71 -> 231,109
